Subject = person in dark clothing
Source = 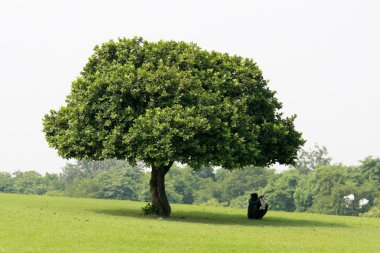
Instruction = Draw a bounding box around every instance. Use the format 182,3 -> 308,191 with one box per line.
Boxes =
247,193 -> 258,219
247,193 -> 268,219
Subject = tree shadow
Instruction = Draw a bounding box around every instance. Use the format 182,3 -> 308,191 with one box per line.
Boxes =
90,207 -> 348,228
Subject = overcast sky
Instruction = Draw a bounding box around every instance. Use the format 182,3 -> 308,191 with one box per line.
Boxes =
0,0 -> 379,173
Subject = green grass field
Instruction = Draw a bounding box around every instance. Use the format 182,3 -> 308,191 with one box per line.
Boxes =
0,193 -> 379,253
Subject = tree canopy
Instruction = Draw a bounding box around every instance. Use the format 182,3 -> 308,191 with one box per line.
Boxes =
43,37 -> 304,216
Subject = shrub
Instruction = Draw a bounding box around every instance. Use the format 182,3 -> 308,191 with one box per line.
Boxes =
142,203 -> 159,215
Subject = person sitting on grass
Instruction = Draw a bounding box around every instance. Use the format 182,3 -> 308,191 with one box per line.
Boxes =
247,193 -> 268,219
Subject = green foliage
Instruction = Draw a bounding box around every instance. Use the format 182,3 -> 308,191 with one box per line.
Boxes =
0,171 -> 64,196
293,177 -> 313,212
60,159 -> 132,185
0,172 -> 13,192
360,157 -> 380,183
262,169 -> 301,211
58,161 -> 279,208
361,207 -> 380,218
165,165 -> 198,204
1,150 -> 379,218
362,199 -> 380,218
63,161 -> 145,200
214,166 -> 276,204
93,165 -> 143,200
293,144 -> 331,174
193,166 -> 215,179
141,202 -> 159,215
192,177 -> 218,204
297,165 -> 351,214
12,171 -> 47,195
65,178 -> 102,198
230,191 -> 251,208
293,162 -> 380,216
54,155 -> 380,217
44,173 -> 64,192
43,37 -> 304,170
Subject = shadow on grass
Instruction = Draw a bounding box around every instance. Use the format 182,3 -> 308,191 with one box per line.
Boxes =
90,207 -> 348,228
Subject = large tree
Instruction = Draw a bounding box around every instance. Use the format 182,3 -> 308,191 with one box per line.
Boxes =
43,37 -> 303,217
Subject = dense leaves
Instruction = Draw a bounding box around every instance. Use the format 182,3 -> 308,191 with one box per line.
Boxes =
43,37 -> 303,169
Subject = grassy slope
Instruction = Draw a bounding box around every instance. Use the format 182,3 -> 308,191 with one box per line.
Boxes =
0,193 -> 379,253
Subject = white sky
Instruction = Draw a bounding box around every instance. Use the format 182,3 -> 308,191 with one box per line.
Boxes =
0,0 -> 379,173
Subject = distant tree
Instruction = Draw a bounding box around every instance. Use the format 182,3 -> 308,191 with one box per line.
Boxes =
293,164 -> 374,215
65,178 -> 102,198
362,198 -> 380,218
63,161 -> 144,200
166,165 -> 198,204
12,171 -> 46,195
193,166 -> 215,180
193,177 -> 219,204
215,166 -> 276,205
93,165 -> 144,200
43,37 -> 304,216
0,172 -> 13,192
293,177 -> 314,212
229,191 -> 253,209
61,159 -> 130,185
262,169 -> 300,211
294,144 -> 331,174
44,173 -> 64,192
292,162 -> 380,215
360,157 -> 380,183
300,165 -> 347,214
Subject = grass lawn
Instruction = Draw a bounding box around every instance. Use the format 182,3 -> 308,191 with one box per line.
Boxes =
0,193 -> 379,253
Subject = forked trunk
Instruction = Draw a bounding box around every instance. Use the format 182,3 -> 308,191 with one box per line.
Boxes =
150,163 -> 173,217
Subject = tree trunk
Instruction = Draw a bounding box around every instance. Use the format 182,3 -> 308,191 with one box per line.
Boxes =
150,162 -> 173,217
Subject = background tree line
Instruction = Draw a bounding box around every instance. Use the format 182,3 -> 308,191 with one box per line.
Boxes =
1,145 -> 379,218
